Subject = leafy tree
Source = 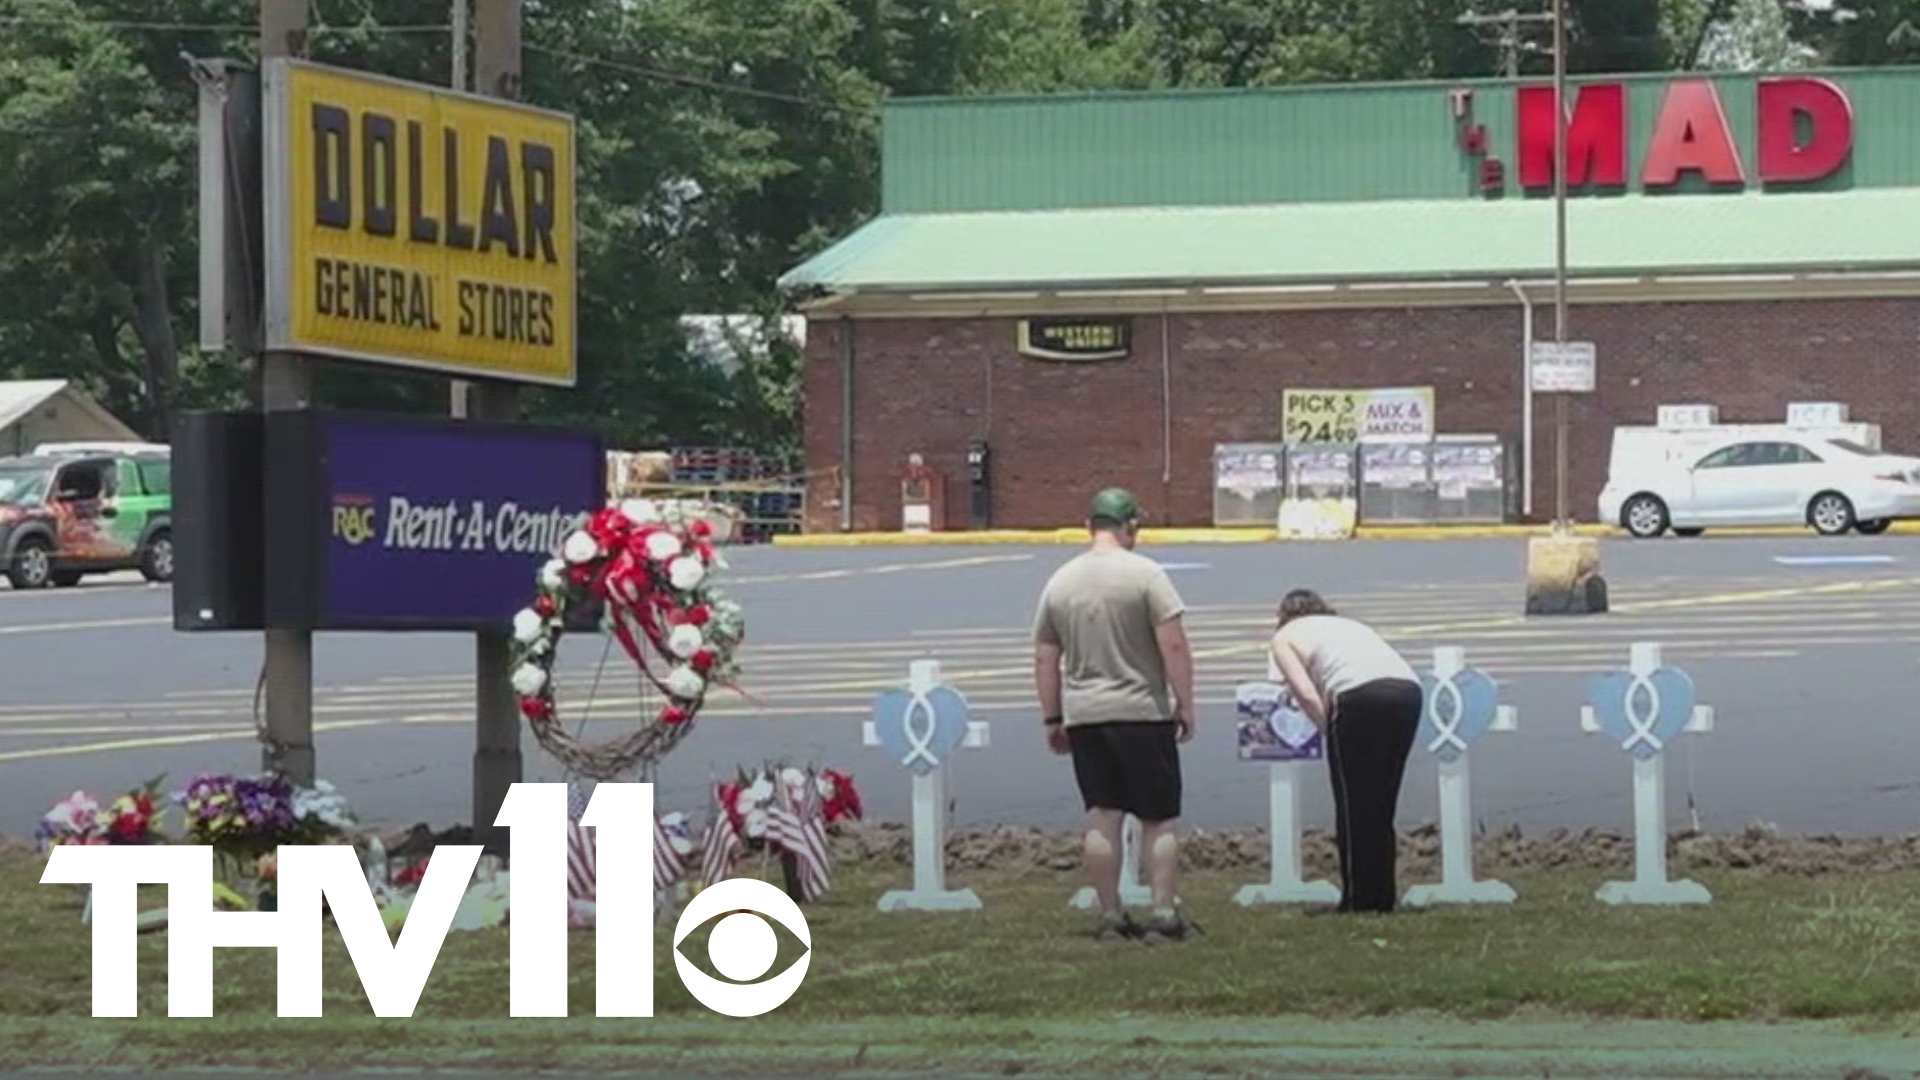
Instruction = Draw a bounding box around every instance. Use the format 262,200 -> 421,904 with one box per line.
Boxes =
1567,0 -> 1673,73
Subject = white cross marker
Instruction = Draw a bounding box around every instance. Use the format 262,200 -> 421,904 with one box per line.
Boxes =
1071,814 -> 1155,909
1404,646 -> 1518,907
863,659 -> 990,912
1580,642 -> 1715,906
1232,757 -> 1341,907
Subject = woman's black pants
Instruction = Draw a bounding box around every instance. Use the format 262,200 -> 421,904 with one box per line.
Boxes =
1326,677 -> 1424,913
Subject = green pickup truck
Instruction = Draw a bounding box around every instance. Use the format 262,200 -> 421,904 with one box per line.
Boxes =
0,449 -> 172,588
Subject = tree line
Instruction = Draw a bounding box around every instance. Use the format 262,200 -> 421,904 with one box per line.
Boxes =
0,0 -> 1910,465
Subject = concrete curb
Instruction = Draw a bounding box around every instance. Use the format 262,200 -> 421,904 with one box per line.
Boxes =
772,522 -> 1920,547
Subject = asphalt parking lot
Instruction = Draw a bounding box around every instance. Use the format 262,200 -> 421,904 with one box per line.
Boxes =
1,536 -> 1917,836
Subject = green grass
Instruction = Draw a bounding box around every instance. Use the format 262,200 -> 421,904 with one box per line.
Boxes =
3,849 -> 1919,1074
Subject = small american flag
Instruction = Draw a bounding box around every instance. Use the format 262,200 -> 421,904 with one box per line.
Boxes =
568,781 -> 686,901
699,785 -> 741,889
566,782 -> 596,902
768,780 -> 833,902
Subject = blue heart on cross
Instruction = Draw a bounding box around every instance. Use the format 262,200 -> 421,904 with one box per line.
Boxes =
1587,666 -> 1696,761
871,684 -> 970,776
1419,667 -> 1500,763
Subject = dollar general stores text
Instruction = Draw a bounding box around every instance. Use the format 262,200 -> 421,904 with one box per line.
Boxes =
268,61 -> 577,385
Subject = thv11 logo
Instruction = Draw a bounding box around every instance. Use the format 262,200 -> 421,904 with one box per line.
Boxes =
41,783 -> 811,1019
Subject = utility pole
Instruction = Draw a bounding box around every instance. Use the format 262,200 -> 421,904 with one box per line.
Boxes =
1551,0 -> 1570,531
449,0 -> 472,417
1456,7 -> 1554,77
260,0 -> 315,785
451,0 -> 469,92
469,0 -> 525,854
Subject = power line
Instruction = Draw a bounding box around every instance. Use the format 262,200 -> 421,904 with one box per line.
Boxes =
0,15 -> 451,32
0,17 -> 871,115
526,43 -> 873,115
1456,7 -> 1555,78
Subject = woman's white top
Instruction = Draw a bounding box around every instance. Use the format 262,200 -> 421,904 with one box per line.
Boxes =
1269,614 -> 1416,698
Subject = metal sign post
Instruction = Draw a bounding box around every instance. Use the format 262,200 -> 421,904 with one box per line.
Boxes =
866,659 -> 989,911
1551,0 -> 1570,530
1404,646 -> 1518,907
258,0 -> 315,787
1581,642 -> 1715,905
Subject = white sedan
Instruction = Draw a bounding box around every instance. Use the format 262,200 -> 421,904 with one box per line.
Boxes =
1598,436 -> 1920,538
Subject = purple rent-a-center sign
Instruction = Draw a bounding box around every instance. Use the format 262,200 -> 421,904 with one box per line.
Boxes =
267,412 -> 603,631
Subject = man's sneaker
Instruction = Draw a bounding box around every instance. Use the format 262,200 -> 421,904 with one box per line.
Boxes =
1141,910 -> 1203,944
1094,910 -> 1143,941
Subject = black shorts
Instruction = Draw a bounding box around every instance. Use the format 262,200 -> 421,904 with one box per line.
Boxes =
1066,720 -> 1182,822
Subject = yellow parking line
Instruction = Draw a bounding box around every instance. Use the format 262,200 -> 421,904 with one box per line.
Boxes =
0,574 -> 1900,762
0,719 -> 386,764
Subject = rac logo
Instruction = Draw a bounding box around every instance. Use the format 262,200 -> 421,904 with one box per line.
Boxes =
331,496 -> 377,546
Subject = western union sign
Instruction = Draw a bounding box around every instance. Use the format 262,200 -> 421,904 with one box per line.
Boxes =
263,60 -> 578,386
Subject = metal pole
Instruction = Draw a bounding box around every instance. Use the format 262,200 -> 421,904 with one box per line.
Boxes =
1552,0 -> 1570,530
1504,8 -> 1520,77
260,0 -> 315,786
448,0 -> 472,418
451,0 -> 468,91
838,317 -> 855,532
470,0 -> 525,854
1508,280 -> 1534,519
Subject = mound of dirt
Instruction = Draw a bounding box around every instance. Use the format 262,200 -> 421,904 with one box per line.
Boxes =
825,820 -> 1920,877
311,819 -> 1920,880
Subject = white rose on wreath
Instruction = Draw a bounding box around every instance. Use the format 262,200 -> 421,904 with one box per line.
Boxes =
539,559 -> 567,591
668,555 -> 706,592
747,775 -> 774,802
511,664 -> 547,697
667,624 -> 704,659
562,530 -> 599,564
512,609 -> 547,645
744,808 -> 769,839
780,767 -> 807,789
816,774 -> 837,799
645,532 -> 682,563
666,665 -> 705,699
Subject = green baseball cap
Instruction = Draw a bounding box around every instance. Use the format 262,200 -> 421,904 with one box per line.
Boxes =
1089,487 -> 1142,525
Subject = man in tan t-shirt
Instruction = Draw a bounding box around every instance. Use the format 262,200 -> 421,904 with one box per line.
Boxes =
1032,488 -> 1197,942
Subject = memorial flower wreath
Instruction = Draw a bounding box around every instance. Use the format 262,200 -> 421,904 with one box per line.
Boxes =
509,499 -> 745,777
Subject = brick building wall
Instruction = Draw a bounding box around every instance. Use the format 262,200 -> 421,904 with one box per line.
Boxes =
802,298 -> 1920,531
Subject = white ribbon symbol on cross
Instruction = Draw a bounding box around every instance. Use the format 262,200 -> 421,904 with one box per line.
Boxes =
1427,674 -> 1469,756
1619,672 -> 1665,755
898,689 -> 942,770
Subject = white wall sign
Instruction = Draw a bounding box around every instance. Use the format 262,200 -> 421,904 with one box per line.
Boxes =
1529,342 -> 1596,393
1282,387 -> 1434,444
1656,404 -> 1718,429
1787,401 -> 1848,427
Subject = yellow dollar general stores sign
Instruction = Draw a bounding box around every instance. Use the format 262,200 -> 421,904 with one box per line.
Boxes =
263,60 -> 577,386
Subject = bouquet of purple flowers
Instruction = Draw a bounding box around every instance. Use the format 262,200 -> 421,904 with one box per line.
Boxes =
175,772 -> 355,859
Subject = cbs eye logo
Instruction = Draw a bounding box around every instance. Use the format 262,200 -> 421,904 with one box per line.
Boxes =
673,877 -> 811,1016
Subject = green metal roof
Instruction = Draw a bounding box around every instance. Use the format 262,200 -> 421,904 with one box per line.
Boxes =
780,188 -> 1920,293
880,67 -> 1920,213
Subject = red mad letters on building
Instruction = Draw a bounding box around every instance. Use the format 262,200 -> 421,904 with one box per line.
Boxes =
1513,77 -> 1853,191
